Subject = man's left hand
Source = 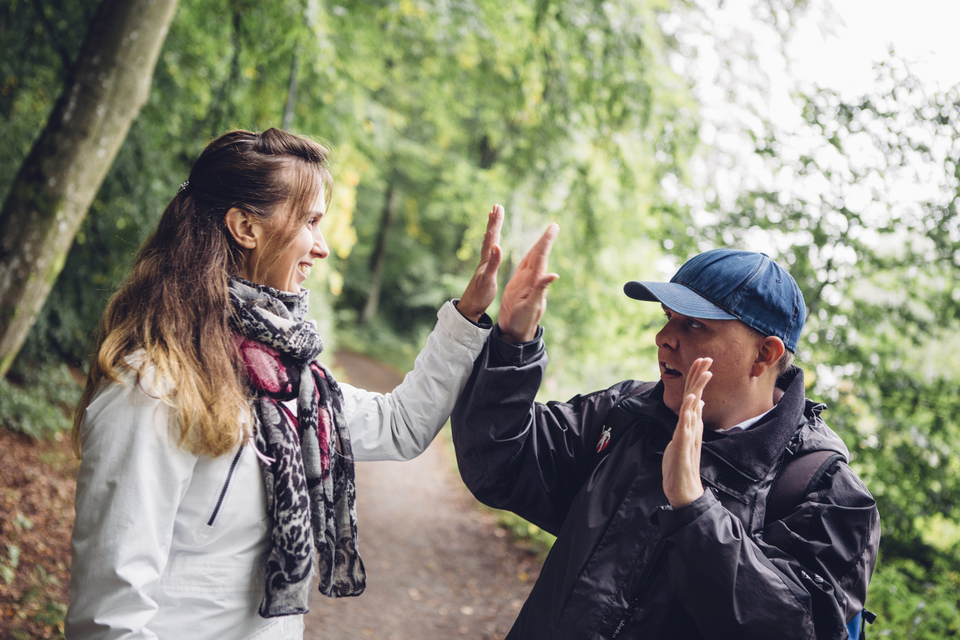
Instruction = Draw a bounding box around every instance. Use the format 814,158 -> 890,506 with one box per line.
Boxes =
662,357 -> 713,509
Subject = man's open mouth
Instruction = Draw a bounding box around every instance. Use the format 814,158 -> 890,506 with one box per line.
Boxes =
662,363 -> 681,376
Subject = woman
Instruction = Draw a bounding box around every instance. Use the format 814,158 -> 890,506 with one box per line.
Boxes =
66,128 -> 505,639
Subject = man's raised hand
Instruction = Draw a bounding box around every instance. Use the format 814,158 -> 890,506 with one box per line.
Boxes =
497,222 -> 560,343
662,357 -> 713,509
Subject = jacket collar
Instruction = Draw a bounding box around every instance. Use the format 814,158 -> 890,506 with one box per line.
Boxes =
699,365 -> 808,483
623,367 -> 812,485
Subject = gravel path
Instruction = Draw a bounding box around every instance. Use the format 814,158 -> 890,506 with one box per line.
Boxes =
303,351 -> 542,640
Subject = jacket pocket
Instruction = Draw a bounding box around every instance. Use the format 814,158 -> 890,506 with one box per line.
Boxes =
195,445 -> 246,541
609,540 -> 668,639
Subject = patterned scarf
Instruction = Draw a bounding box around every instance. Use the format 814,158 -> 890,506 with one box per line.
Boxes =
228,277 -> 365,618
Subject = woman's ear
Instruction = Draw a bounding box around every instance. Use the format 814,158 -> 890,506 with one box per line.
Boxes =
224,207 -> 259,249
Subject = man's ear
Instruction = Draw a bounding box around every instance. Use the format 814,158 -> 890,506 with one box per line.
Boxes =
224,207 -> 259,249
752,336 -> 786,378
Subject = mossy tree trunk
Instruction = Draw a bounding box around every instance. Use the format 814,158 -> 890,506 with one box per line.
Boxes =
0,0 -> 179,376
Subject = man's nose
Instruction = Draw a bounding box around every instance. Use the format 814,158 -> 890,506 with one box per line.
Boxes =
656,323 -> 677,349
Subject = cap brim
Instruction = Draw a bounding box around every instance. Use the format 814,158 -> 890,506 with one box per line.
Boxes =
623,281 -> 739,321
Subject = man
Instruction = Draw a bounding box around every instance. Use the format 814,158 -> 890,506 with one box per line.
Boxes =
451,228 -> 880,640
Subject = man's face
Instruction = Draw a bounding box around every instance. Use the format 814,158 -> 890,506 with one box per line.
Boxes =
655,306 -> 764,430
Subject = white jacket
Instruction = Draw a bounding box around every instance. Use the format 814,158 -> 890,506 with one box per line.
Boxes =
66,301 -> 490,639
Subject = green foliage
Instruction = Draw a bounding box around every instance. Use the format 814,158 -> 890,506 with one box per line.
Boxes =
1,514 -> 31,590
0,0 -> 101,204
868,555 -> 960,638
0,364 -> 81,439
1,544 -> 21,586
492,510 -> 556,562
317,0 -> 699,399
11,564 -> 67,640
4,0 -> 698,387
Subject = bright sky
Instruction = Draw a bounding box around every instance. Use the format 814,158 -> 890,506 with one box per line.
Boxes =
791,0 -> 960,94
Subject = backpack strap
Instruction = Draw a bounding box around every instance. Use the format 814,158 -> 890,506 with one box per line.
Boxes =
765,449 -> 844,526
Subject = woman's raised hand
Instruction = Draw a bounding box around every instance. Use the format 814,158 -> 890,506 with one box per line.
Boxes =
457,205 -> 505,323
497,223 -> 560,344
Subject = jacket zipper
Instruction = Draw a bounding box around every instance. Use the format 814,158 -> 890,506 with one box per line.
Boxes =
207,446 -> 245,526
611,539 -> 668,639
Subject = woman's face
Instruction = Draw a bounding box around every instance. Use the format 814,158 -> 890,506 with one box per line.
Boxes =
243,188 -> 329,293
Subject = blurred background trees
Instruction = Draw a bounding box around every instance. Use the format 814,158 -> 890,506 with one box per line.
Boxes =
0,0 -> 179,376
1,0 -> 957,635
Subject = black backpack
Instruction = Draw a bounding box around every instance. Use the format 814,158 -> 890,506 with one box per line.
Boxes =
766,449 -> 876,639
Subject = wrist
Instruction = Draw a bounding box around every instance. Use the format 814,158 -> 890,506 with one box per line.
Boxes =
454,299 -> 484,323
497,323 -> 536,344
667,486 -> 705,510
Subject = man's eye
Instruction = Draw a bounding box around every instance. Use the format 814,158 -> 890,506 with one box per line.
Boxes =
688,320 -> 703,329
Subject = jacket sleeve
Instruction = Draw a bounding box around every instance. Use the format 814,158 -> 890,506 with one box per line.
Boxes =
450,326 -> 629,535
342,300 -> 492,462
66,373 -> 197,640
658,459 -> 880,640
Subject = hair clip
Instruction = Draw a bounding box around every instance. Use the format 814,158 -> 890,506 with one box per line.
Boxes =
177,180 -> 190,194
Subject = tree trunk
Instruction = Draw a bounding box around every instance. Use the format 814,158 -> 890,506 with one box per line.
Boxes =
360,184 -> 397,325
282,52 -> 300,130
0,0 -> 179,376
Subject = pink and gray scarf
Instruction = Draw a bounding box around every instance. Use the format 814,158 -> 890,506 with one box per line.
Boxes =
229,277 -> 365,617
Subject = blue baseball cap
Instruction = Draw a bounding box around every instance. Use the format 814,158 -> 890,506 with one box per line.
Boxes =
623,249 -> 806,352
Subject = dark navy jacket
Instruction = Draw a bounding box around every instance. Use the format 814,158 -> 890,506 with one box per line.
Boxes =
451,329 -> 880,640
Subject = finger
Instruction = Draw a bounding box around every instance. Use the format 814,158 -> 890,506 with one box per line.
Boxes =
530,223 -> 560,268
684,357 -> 713,396
692,399 -> 705,448
481,205 -> 504,259
688,369 -> 712,401
516,223 -> 559,270
679,393 -> 701,429
489,204 -> 503,248
484,243 -> 503,277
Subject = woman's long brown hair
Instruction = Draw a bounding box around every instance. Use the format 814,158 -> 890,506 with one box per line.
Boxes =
72,128 -> 333,458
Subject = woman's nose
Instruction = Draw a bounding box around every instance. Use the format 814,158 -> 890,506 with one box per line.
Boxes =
313,232 -> 329,260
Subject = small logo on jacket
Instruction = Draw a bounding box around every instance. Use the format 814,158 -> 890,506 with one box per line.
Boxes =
596,427 -> 611,453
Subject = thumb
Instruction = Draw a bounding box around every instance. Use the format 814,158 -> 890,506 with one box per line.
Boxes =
536,273 -> 560,291
486,244 -> 503,273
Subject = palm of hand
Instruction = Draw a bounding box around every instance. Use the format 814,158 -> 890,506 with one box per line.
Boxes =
662,357 -> 713,509
458,205 -> 504,322
497,223 -> 560,343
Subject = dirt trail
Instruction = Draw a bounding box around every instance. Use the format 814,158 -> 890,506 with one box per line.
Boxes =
304,351 -> 542,640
